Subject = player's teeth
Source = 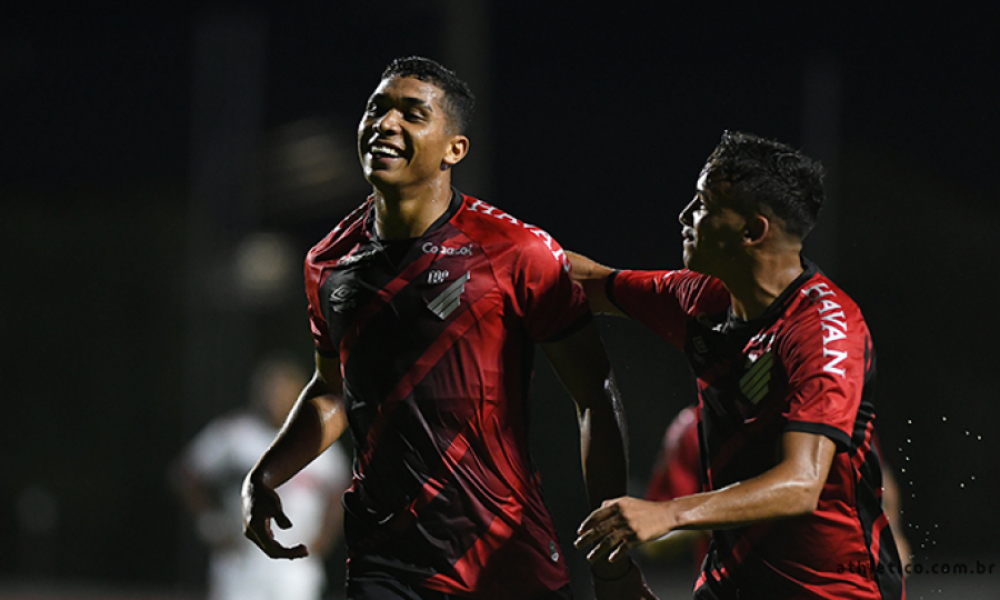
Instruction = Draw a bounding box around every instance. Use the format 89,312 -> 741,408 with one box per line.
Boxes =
373,145 -> 400,156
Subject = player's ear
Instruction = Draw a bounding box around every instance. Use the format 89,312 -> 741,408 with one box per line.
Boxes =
442,135 -> 469,169
743,214 -> 769,245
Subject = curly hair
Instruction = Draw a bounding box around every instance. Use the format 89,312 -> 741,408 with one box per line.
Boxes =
703,131 -> 826,239
381,56 -> 475,135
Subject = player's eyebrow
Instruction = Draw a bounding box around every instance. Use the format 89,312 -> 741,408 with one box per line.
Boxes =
400,97 -> 433,112
369,93 -> 434,112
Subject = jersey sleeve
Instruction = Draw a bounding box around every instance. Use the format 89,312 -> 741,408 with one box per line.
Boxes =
780,292 -> 871,451
609,269 -> 728,350
305,250 -> 338,357
512,228 -> 591,343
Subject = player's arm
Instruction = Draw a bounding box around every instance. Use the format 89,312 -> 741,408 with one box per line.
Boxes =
576,430 -> 836,562
881,462 -> 912,573
566,251 -> 625,316
542,323 -> 659,598
242,352 -> 349,559
540,325 -> 627,565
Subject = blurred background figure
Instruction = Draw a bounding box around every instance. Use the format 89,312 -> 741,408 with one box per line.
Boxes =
640,404 -> 710,580
170,355 -> 352,600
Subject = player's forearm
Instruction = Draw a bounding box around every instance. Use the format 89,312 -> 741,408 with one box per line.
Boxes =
542,324 -> 630,507
566,251 -> 613,282
249,385 -> 347,490
578,374 -> 630,510
566,251 -> 619,315
668,460 -> 824,531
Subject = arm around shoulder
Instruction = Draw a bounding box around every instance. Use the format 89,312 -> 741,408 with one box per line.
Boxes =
566,251 -> 624,316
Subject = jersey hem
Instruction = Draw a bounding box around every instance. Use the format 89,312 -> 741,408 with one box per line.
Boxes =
784,420 -> 851,452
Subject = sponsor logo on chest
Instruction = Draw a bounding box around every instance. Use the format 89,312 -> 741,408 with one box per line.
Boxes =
422,241 -> 473,257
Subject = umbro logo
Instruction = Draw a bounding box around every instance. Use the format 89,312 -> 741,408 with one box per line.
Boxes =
329,285 -> 358,313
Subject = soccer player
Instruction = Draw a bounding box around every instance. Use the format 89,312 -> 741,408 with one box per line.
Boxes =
240,57 -> 656,600
571,131 -> 905,599
172,356 -> 351,600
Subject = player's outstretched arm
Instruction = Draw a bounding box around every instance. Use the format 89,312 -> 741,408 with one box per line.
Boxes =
542,322 -> 658,599
575,430 -> 836,562
242,352 -> 349,559
566,251 -> 625,316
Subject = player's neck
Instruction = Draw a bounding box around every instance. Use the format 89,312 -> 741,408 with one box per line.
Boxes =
372,178 -> 453,240
726,248 -> 804,321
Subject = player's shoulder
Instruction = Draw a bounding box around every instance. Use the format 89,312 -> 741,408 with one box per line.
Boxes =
307,198 -> 373,266
455,193 -> 569,262
791,270 -> 865,322
780,269 -> 870,357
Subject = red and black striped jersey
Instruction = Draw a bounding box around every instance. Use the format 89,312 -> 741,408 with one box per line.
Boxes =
610,262 -> 905,600
304,191 -> 590,600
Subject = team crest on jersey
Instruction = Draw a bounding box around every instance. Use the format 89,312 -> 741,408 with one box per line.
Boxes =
427,271 -> 470,320
740,350 -> 773,405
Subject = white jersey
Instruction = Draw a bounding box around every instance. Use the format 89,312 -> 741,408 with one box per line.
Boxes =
184,411 -> 352,600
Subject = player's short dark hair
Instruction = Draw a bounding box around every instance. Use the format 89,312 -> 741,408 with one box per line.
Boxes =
381,56 -> 475,135
703,131 -> 826,239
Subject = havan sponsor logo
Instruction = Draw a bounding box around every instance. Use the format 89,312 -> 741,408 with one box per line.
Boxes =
801,282 -> 849,377
467,199 -> 569,270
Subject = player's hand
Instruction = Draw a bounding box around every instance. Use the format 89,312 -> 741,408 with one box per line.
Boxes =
241,474 -> 309,559
591,557 -> 660,600
575,497 -> 672,562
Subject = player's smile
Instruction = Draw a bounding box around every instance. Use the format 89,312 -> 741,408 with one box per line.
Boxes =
366,138 -> 406,165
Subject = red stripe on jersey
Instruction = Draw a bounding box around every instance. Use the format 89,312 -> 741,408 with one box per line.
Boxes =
708,395 -> 785,477
357,402 -> 529,597
851,419 -> 875,476
424,502 -> 519,596
339,251 -> 439,366
695,523 -> 774,592
870,511 -> 890,572
358,290 -> 499,470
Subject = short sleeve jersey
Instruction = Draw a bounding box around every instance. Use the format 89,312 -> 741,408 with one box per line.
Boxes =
304,191 -> 590,600
610,262 -> 904,600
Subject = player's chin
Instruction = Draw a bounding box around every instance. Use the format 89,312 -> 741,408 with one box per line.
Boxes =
364,168 -> 398,188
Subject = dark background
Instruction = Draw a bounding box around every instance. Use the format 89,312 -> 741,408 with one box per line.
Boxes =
3,2 -> 998,598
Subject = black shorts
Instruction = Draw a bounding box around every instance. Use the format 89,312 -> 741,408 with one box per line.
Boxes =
346,571 -> 574,600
